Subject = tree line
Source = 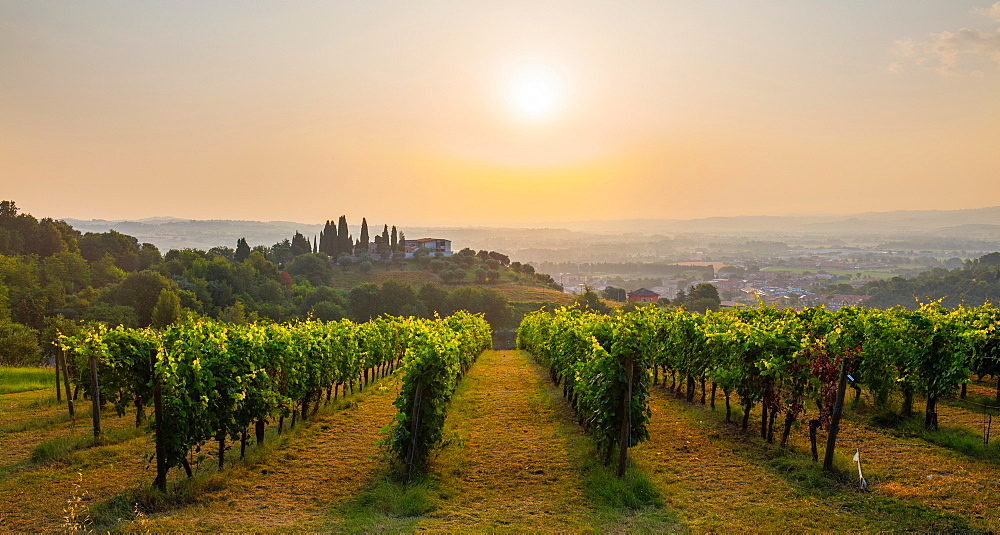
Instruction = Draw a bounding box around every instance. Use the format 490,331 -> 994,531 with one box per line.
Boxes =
0,201 -> 525,365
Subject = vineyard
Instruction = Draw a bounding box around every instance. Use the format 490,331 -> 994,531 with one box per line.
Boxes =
1,303 -> 999,530
518,303 -> 1000,473
54,312 -> 490,488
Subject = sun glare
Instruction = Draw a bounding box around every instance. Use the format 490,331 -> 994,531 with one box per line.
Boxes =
504,64 -> 565,123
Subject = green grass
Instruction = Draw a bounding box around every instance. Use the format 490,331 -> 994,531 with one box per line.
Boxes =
30,426 -> 145,466
331,473 -> 438,532
1,404 -> 77,434
583,459 -> 662,510
0,366 -> 54,394
872,411 -> 1000,463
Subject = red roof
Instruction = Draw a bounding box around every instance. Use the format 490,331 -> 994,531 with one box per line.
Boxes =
628,288 -> 660,297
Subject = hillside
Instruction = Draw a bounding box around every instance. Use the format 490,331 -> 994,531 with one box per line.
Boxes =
861,252 -> 1000,309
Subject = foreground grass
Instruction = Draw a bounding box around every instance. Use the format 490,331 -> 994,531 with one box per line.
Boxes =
0,366 -> 53,394
641,386 -> 977,531
101,370 -> 402,532
871,410 -> 1000,464
332,350 -> 678,532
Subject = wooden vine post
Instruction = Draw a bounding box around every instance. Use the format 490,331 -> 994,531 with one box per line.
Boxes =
617,352 -> 634,478
54,351 -> 62,402
823,356 -> 852,471
59,348 -> 74,418
89,352 -> 101,439
406,377 -> 424,483
152,349 -> 167,490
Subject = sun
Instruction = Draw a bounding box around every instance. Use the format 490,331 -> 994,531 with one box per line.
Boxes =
503,64 -> 566,123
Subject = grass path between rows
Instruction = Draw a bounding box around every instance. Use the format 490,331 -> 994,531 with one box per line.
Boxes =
415,349 -> 598,531
404,349 -> 677,531
634,388 -> 876,532
641,383 -> 997,531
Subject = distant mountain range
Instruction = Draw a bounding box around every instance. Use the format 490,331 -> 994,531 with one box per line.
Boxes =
62,206 -> 1000,253
63,218 -> 323,251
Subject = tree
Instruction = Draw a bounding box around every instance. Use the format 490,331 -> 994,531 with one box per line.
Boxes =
151,288 -> 182,328
602,286 -> 626,302
391,226 -> 398,252
286,253 -> 334,286
574,287 -> 611,314
418,283 -> 449,315
219,301 -> 248,324
359,218 -> 370,253
0,320 -> 40,365
380,280 -> 426,317
79,230 -> 141,271
446,286 -> 515,328
235,238 -> 252,262
440,268 -> 466,284
337,216 -> 351,256
348,283 -> 381,322
100,270 -> 176,327
290,231 -> 311,257
320,220 -> 337,256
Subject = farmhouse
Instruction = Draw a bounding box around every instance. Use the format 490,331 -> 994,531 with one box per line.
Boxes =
627,288 -> 660,303
404,238 -> 452,256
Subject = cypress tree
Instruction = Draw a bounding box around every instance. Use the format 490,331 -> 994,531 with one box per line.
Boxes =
337,216 -> 350,256
359,218 -> 370,253
390,225 -> 398,251
398,231 -> 406,253
381,224 -> 390,248
327,220 -> 338,256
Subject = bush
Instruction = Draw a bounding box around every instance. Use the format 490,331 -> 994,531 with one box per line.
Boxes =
0,320 -> 41,365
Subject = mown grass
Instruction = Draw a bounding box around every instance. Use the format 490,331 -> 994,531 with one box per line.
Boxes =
658,392 -> 974,532
871,410 -> 1000,463
30,426 -> 146,466
1,403 -> 77,434
524,352 -> 678,530
0,366 -> 54,394
88,368 -> 401,531
330,470 -> 437,532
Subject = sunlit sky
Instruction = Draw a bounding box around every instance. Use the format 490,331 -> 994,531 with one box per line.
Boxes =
2,1 -> 999,226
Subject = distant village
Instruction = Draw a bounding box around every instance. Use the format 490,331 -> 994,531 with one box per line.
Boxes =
557,260 -> 877,311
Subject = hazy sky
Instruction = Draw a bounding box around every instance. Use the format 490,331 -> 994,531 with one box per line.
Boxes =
2,1 -> 999,225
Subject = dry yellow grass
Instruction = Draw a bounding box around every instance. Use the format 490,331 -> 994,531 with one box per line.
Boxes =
634,389 -> 874,532
137,379 -> 401,531
642,383 -> 1000,531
